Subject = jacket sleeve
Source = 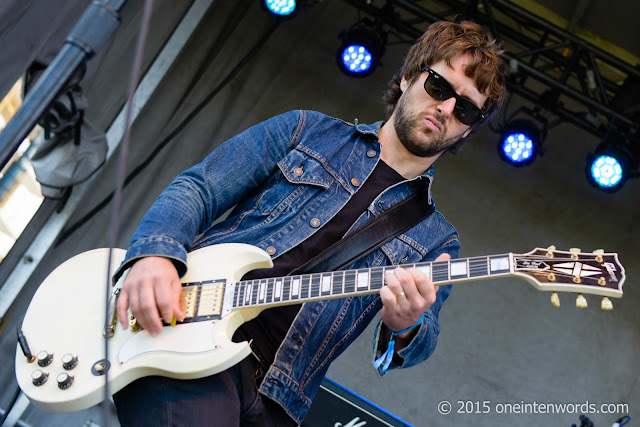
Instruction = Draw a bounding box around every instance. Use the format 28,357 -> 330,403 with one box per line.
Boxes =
114,110 -> 305,280
372,233 -> 460,376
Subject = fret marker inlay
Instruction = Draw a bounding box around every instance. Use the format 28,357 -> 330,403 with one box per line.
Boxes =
417,265 -> 431,277
357,271 -> 369,288
490,257 -> 509,272
292,278 -> 300,296
450,261 -> 467,277
275,280 -> 282,298
259,281 -> 266,301
322,275 -> 331,293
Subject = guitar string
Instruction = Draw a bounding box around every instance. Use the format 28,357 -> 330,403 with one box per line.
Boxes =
178,255 -> 613,321
187,252 -> 601,313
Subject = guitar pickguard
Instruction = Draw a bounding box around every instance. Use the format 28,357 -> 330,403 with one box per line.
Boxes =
118,319 -> 220,364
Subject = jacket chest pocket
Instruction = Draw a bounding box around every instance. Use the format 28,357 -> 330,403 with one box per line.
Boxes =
257,148 -> 335,214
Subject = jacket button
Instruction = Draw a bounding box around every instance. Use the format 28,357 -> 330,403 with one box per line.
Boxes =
310,218 -> 321,228
294,167 -> 303,176
351,178 -> 361,187
266,246 -> 276,256
366,149 -> 377,158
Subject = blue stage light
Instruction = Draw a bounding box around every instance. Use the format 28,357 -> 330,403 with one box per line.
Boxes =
337,20 -> 386,77
264,0 -> 296,16
589,155 -> 623,188
501,132 -> 535,164
340,45 -> 373,74
585,140 -> 637,192
498,119 -> 541,167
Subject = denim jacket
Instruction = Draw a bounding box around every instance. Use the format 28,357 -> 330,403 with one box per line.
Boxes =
117,110 -> 460,423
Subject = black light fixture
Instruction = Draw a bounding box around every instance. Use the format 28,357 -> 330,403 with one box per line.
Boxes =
497,107 -> 548,167
585,134 -> 639,192
336,19 -> 387,77
498,118 -> 542,166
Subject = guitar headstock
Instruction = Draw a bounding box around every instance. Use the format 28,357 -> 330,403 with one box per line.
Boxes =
513,246 -> 625,310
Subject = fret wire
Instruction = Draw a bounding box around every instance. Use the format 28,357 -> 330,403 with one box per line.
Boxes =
486,256 -> 490,277
269,278 -> 276,303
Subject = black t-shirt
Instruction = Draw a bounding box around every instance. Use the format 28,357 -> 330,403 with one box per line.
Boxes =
235,160 -> 404,366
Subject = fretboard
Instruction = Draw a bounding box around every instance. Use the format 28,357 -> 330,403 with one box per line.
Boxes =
231,253 -> 513,309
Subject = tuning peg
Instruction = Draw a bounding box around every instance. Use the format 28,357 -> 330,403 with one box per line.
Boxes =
576,294 -> 588,308
593,249 -> 604,263
601,297 -> 613,311
546,245 -> 556,258
570,248 -> 581,260
550,292 -> 560,307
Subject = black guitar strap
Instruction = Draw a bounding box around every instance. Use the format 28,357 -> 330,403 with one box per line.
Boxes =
289,186 -> 435,275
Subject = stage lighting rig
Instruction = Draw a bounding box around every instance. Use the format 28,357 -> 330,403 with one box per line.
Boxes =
337,19 -> 387,77
585,135 -> 639,192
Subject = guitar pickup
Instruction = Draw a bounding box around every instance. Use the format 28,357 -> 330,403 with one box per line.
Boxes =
196,283 -> 224,317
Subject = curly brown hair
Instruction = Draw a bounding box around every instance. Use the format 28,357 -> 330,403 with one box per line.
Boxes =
383,21 -> 506,151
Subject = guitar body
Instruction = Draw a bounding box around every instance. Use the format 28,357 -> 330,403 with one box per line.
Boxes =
15,244 -> 273,413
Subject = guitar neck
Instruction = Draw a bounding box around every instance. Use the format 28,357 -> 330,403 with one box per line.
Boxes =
230,254 -> 513,310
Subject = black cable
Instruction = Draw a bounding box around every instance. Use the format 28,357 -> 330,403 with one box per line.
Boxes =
102,2 -> 154,427
0,385 -> 22,426
55,19 -> 281,247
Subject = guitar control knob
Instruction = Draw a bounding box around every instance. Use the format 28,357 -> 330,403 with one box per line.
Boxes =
57,372 -> 74,390
31,369 -> 48,386
62,354 -> 78,370
37,351 -> 53,367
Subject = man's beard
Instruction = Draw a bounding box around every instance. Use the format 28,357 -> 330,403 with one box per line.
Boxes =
393,93 -> 462,158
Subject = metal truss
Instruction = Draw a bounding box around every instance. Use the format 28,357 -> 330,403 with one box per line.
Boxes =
344,0 -> 640,149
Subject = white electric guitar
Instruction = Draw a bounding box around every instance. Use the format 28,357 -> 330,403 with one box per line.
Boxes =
15,244 -> 625,413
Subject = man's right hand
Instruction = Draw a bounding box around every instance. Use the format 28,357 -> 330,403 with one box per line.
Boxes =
116,256 -> 185,335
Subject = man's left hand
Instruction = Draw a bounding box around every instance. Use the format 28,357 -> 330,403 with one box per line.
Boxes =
380,253 -> 451,339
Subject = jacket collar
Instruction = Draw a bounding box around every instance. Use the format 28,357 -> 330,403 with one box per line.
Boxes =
354,118 -> 435,203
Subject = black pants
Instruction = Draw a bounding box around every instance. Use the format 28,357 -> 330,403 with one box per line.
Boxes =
113,356 -> 296,427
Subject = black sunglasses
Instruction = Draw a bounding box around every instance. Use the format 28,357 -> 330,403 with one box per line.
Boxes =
421,67 -> 485,126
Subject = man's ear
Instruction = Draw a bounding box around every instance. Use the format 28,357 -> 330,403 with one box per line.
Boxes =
400,75 -> 409,93
462,128 -> 472,139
